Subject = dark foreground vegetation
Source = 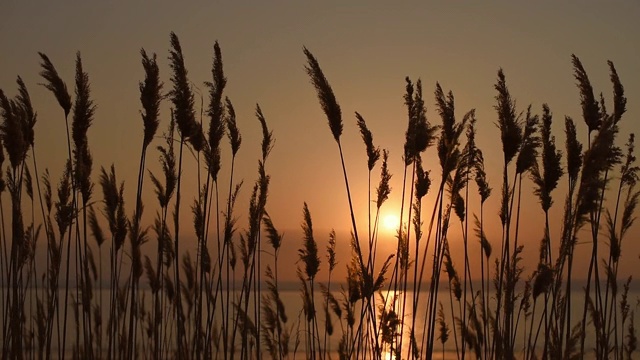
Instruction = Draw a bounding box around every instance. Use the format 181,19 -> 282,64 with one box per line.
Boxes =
1,32 -> 638,359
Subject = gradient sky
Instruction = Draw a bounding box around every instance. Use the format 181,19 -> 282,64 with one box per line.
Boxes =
1,1 -> 639,282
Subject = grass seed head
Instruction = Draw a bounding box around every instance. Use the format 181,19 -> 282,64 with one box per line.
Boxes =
376,149 -> 392,208
168,32 -> 197,140
572,54 -> 601,134
139,49 -> 162,149
355,111 -> 380,171
303,47 -> 343,143
225,97 -> 241,156
494,69 -> 523,165
38,52 -> 72,117
299,202 -> 320,280
206,41 -> 227,153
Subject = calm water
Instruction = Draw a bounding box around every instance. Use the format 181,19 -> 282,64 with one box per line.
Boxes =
3,286 -> 638,359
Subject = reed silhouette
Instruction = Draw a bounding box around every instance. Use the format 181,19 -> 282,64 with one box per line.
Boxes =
0,33 -> 638,360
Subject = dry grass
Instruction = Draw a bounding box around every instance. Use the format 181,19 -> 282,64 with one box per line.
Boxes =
0,35 -> 638,360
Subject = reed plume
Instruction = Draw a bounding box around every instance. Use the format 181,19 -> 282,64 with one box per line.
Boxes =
356,112 -> 380,172
38,53 -> 72,117
205,41 -> 226,173
571,54 -> 601,137
298,202 -> 321,358
167,32 -> 197,357
169,33 -> 197,141
140,49 -> 162,149
125,47 -> 163,360
72,52 -> 95,203
0,81 -> 28,360
303,47 -> 342,143
531,104 -> 563,213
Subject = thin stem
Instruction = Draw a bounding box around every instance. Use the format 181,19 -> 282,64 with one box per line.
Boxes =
174,137 -> 186,359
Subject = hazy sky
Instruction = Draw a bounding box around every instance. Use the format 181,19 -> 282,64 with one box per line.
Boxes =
1,1 -> 639,281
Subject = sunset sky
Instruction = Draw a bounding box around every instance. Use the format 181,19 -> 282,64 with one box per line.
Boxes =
1,1 -> 639,282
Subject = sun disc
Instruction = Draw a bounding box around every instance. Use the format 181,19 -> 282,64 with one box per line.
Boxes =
382,214 -> 400,233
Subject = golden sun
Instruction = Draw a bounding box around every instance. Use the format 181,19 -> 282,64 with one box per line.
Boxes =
382,214 -> 400,235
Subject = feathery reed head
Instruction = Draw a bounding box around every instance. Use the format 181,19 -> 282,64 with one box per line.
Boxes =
299,202 -> 320,280
128,215 -> 148,279
247,162 -> 270,247
436,88 -> 470,179
152,212 -> 174,267
515,105 -> 540,174
464,109 -> 478,165
532,263 -> 553,299
150,115 -> 177,207
443,246 -> 462,300
168,32 -> 197,140
192,123 -> 207,152
139,49 -> 162,149
626,313 -> 637,356
205,146 -> 222,182
371,254 -> 394,295
297,269 -> 315,322
435,82 -> 456,145
262,211 -> 283,251
144,255 -> 159,294
0,89 -> 28,169
223,182 -> 242,249
16,76 -> 36,147
499,182 -> 512,225
303,47 -> 343,143
576,111 -> 622,218
72,52 -> 95,202
72,53 -> 95,140
414,155 -> 430,200
376,149 -> 392,208
540,104 -> 562,185
256,104 -> 274,161
245,184 -> 260,257
346,249 -> 363,303
532,104 -> 563,211
327,229 -> 337,272
88,205 -> 105,247
452,191 -> 465,222
607,60 -> 627,124
474,214 -> 492,258
621,187 -> 640,241
465,115 -> 492,203
225,97 -> 241,156
378,295 -> 401,347
403,77 -> 416,165
404,78 -> 436,165
571,54 -> 601,133
494,69 -> 522,164
206,40 -> 227,152
38,52 -> 72,117
323,300 -> 334,338
54,160 -> 73,237
355,112 -> 380,171
191,194 -> 204,242
437,302 -> 449,344
99,165 -> 127,251
621,134 -> 639,188
396,225 -> 409,270
564,116 -> 583,183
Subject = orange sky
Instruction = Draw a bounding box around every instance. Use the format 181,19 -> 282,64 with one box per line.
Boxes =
1,1 -> 639,283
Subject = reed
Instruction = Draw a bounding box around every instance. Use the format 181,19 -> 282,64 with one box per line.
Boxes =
2,36 -> 639,360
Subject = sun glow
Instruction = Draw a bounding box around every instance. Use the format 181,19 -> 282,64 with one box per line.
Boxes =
382,214 -> 400,235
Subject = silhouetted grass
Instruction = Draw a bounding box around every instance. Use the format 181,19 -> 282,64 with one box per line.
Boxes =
0,35 -> 638,360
